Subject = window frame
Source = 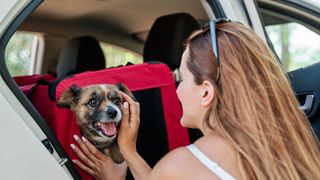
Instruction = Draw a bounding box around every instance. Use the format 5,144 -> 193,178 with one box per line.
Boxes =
0,0 -> 82,179
257,0 -> 320,35
257,0 -> 320,72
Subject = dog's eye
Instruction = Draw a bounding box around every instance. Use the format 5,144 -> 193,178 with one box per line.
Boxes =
113,98 -> 121,105
88,98 -> 100,107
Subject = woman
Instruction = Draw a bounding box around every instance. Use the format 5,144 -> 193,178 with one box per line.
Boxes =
70,20 -> 320,179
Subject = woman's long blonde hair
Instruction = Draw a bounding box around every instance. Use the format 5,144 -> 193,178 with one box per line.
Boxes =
185,22 -> 320,179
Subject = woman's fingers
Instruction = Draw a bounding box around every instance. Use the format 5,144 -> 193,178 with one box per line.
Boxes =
129,101 -> 140,128
70,143 -> 96,169
72,159 -> 95,176
73,135 -> 99,163
118,92 -> 141,157
71,135 -> 128,179
119,92 -> 140,127
120,91 -> 135,104
81,136 -> 106,160
121,101 -> 130,127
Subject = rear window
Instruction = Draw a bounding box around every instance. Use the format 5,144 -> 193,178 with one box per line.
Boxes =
100,42 -> 143,68
5,31 -> 40,76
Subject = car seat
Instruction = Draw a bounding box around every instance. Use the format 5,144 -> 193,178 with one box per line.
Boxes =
143,13 -> 200,71
57,35 -> 106,78
14,74 -> 55,95
143,13 -> 202,142
47,62 -> 189,180
15,35 -> 106,96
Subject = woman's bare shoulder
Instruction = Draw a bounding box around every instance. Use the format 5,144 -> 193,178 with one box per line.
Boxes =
148,146 -> 195,179
148,135 -> 239,179
194,135 -> 240,178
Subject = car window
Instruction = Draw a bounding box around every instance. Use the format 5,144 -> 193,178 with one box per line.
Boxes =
260,9 -> 320,72
5,31 -> 40,76
299,0 -> 320,9
265,22 -> 320,72
99,42 -> 143,68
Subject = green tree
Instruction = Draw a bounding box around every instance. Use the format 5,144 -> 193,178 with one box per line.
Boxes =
5,32 -> 36,76
280,23 -> 291,71
100,43 -> 143,68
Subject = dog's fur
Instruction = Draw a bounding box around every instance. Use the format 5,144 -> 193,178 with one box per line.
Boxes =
56,83 -> 134,163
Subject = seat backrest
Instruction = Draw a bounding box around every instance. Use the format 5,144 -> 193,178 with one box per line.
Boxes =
14,74 -> 55,86
16,35 -> 105,98
143,13 -> 200,71
143,13 -> 202,142
48,62 -> 189,179
14,74 -> 56,95
57,35 -> 106,78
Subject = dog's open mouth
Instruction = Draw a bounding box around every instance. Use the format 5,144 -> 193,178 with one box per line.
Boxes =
94,122 -> 117,137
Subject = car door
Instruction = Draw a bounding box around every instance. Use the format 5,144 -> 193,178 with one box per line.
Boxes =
0,0 -> 78,179
217,0 -> 320,138
256,0 -> 320,139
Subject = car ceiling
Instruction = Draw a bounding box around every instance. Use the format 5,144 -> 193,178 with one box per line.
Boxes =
20,0 -> 208,42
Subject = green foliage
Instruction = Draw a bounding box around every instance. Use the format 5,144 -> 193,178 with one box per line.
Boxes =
266,22 -> 320,72
5,32 -> 37,76
100,43 -> 143,68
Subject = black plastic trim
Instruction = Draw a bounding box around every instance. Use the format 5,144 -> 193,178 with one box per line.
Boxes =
258,1 -> 320,29
0,1 -> 81,179
283,0 -> 320,17
206,0 -> 227,18
253,0 -> 282,63
239,0 -> 253,27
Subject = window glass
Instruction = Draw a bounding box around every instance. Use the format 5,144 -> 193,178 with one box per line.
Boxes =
5,31 -> 39,76
298,0 -> 320,9
99,42 -> 143,68
265,22 -> 320,72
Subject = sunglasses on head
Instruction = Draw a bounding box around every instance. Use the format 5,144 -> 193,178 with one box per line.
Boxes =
205,18 -> 231,83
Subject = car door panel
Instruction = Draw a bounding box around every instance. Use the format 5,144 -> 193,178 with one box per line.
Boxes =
288,62 -> 320,138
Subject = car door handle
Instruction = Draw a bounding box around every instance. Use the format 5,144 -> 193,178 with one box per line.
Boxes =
298,94 -> 314,114
58,158 -> 68,166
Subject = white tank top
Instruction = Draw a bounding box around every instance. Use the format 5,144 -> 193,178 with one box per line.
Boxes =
187,144 -> 236,180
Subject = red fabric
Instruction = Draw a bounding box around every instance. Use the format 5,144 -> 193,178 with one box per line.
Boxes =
50,63 -> 189,179
56,64 -> 175,96
160,83 -> 186,149
28,87 -> 92,180
56,63 -> 190,147
14,74 -> 55,86
20,84 -> 36,95
52,107 -> 87,179
29,85 -> 58,133
15,74 -> 56,95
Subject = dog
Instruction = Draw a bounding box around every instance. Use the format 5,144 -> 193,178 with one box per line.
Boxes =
56,83 -> 134,164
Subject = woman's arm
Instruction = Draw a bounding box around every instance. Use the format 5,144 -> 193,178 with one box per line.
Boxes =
122,150 -> 152,180
118,92 -> 152,180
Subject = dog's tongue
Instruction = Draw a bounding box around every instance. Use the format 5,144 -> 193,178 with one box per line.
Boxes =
100,123 -> 117,137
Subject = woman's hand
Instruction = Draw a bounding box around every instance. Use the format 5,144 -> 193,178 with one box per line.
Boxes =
118,92 -> 140,156
71,135 -> 127,180
118,92 -> 152,180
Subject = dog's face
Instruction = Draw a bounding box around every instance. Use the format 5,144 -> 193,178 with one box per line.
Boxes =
57,83 -> 133,147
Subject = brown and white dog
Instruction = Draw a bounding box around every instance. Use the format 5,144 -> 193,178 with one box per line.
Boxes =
56,83 -> 134,163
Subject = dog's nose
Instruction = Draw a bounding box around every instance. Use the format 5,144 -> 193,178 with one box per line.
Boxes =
106,106 -> 117,119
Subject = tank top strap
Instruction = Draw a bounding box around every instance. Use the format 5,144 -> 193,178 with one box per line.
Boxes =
186,144 -> 236,180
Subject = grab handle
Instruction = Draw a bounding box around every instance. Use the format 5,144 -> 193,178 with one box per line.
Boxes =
298,94 -> 314,114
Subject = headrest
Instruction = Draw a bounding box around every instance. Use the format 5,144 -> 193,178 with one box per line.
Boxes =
57,36 -> 106,78
143,13 -> 200,70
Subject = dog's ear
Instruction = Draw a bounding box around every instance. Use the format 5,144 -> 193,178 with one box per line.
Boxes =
115,82 -> 135,101
56,84 -> 82,109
